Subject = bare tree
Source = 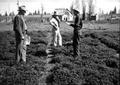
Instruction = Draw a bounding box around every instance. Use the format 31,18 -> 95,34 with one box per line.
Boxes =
113,7 -> 116,14
70,3 -> 73,12
41,3 -> 44,22
34,10 -> 37,15
88,0 -> 94,20
38,10 -> 40,15
4,11 -> 8,22
82,0 -> 86,20
5,11 -> 8,16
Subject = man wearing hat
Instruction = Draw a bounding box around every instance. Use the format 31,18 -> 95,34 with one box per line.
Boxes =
13,5 -> 27,63
71,9 -> 83,58
50,11 -> 62,47
66,0 -> 83,58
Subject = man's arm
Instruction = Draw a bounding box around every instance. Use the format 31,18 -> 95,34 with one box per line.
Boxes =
75,15 -> 83,28
22,17 -> 27,35
65,22 -> 75,28
14,16 -> 24,39
23,19 -> 27,31
50,18 -> 58,30
79,18 -> 83,28
56,16 -> 60,22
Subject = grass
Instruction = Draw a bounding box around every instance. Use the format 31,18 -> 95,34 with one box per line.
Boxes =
0,19 -> 119,85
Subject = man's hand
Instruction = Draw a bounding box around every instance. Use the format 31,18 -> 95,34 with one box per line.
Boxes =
65,22 -> 71,25
66,22 -> 75,27
53,25 -> 58,30
21,35 -> 24,40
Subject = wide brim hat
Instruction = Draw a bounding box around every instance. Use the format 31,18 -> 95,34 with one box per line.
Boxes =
52,10 -> 58,16
71,0 -> 83,14
18,5 -> 27,12
72,9 -> 79,13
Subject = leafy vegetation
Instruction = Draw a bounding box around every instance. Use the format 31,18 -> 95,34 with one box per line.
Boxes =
0,22 -> 119,85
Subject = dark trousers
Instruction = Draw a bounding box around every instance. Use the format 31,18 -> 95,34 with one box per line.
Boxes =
73,28 -> 82,57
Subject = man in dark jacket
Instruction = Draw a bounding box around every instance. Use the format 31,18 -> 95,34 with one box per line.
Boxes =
13,5 -> 27,63
67,9 -> 83,58
72,9 -> 82,58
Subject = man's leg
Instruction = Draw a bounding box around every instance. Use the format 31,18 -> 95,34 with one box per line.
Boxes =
58,32 -> 62,46
73,30 -> 80,58
15,34 -> 21,63
16,43 -> 21,62
73,44 -> 79,57
21,41 -> 27,62
53,31 -> 57,46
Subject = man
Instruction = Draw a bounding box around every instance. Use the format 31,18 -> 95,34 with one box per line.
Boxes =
50,11 -> 62,47
13,5 -> 27,63
71,9 -> 83,58
66,8 -> 83,58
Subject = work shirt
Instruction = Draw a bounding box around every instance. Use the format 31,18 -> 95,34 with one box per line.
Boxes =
50,17 -> 60,31
13,15 -> 27,38
71,14 -> 83,30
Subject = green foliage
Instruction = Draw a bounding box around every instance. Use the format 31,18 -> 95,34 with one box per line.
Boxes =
0,31 -> 119,85
0,32 -> 11,60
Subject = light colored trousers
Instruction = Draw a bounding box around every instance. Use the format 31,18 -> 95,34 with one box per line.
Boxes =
16,36 -> 27,62
52,29 -> 62,46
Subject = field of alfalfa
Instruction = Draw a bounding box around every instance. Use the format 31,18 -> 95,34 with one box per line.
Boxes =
0,16 -> 119,85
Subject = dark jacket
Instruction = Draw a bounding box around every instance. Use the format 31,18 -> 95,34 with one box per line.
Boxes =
70,14 -> 83,30
13,15 -> 26,37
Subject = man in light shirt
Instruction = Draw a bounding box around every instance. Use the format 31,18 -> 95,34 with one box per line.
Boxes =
50,11 -> 62,47
66,2 -> 83,58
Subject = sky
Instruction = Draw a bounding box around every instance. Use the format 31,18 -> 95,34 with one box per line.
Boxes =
0,0 -> 120,15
